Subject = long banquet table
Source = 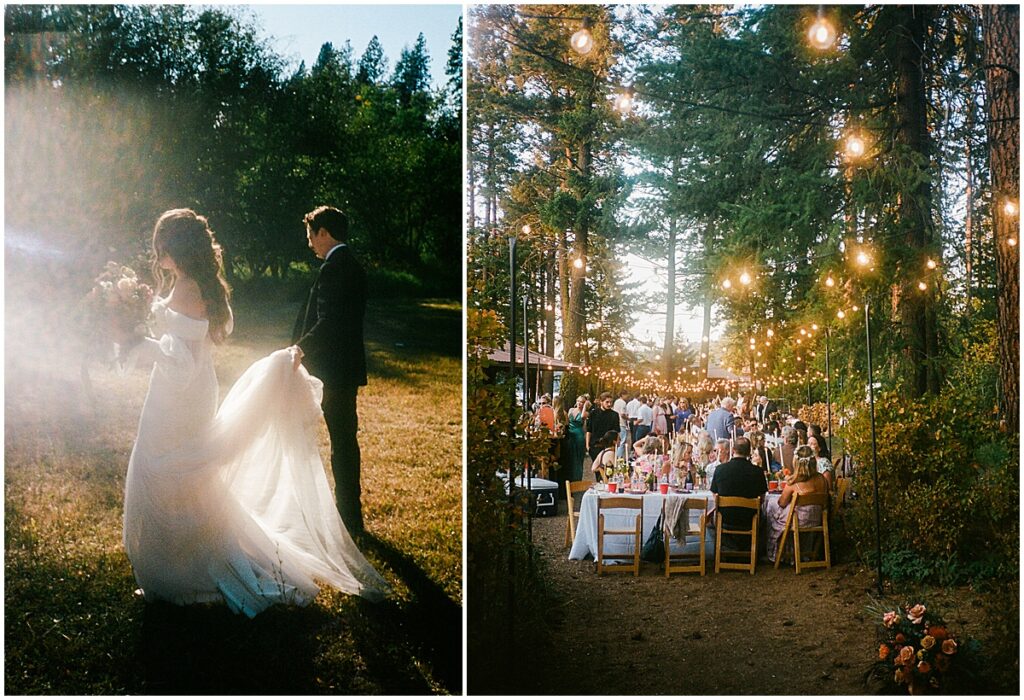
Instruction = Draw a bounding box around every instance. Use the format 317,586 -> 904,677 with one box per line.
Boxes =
568,488 -> 782,562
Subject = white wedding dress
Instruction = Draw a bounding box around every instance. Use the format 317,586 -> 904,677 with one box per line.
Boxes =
122,299 -> 388,617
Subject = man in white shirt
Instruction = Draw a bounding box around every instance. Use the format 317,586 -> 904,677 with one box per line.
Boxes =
635,396 -> 654,442
612,390 -> 631,460
626,393 -> 642,445
705,438 -> 732,484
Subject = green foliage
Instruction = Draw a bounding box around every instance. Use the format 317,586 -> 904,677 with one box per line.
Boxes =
466,304 -> 556,692
5,4 -> 461,297
844,325 -> 1018,584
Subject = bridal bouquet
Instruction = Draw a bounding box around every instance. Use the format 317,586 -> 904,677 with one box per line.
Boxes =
81,262 -> 154,353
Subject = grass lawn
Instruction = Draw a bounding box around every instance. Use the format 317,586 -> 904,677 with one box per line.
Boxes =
4,293 -> 462,694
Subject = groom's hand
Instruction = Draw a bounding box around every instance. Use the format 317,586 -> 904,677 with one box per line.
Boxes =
288,345 -> 304,372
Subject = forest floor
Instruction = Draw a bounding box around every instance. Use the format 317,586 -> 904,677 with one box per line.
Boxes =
4,294 -> 462,694
484,470 -> 1018,696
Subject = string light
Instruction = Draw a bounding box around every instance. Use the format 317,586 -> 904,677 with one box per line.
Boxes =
926,258 -> 937,270
722,278 -> 732,289
918,281 -> 927,291
1003,198 -> 1018,217
855,250 -> 871,267
573,257 -> 584,269
825,276 -> 835,287
808,16 -> 837,50
614,86 -> 635,114
570,17 -> 594,55
837,310 -> 846,319
1009,237 -> 1018,247
739,271 -> 752,286
522,224 -> 531,234
844,133 -> 868,161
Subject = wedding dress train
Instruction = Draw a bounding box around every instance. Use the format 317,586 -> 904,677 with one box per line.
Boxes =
123,299 -> 387,617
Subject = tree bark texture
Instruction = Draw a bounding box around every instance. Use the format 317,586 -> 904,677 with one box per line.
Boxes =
982,4 -> 1020,431
891,5 -> 940,396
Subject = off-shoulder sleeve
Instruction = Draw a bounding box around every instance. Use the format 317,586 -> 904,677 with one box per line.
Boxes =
122,333 -> 195,379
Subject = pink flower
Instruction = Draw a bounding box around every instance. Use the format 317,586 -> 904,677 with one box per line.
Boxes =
883,611 -> 899,628
906,604 -> 926,625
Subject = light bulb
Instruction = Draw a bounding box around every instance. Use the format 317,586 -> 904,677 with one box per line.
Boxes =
1003,199 -> 1018,217
926,258 -> 936,270
918,281 -> 927,291
570,27 -> 594,55
739,271 -> 752,286
825,276 -> 835,287
845,134 -> 867,160
856,251 -> 870,267
573,257 -> 584,269
522,224 -> 531,234
766,328 -> 774,337
808,18 -> 837,49
722,279 -> 732,289
837,310 -> 846,319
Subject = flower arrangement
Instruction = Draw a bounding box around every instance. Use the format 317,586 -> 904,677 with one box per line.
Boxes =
868,600 -> 978,694
81,262 -> 154,354
770,467 -> 791,483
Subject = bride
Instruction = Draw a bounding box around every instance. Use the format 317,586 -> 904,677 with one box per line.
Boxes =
122,208 -> 388,617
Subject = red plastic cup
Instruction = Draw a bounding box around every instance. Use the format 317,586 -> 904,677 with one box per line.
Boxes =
659,483 -> 669,494
769,480 -> 779,491
608,482 -> 618,493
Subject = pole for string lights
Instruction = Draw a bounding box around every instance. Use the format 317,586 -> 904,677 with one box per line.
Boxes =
507,232 -> 517,646
523,291 -> 534,552
865,295 -> 882,596
825,325 -> 833,457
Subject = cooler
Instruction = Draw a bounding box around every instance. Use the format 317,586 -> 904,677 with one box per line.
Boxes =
511,476 -> 559,517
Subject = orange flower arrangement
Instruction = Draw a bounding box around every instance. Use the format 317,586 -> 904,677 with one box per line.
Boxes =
869,600 -> 977,694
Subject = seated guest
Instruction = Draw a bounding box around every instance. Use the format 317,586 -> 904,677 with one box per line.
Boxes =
710,437 -> 768,546
747,430 -> 775,474
766,445 -> 830,562
591,430 -> 620,482
780,426 -> 798,471
705,438 -> 731,484
806,435 -> 834,489
694,430 -> 714,467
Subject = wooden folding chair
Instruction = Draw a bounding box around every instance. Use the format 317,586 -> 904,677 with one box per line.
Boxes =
596,496 -> 643,576
714,495 -> 761,575
774,492 -> 831,573
663,497 -> 708,577
564,479 -> 589,548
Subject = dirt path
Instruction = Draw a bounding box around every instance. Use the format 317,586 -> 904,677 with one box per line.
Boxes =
517,489 -> 884,695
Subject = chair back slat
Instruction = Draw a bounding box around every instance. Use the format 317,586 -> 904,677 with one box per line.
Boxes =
793,492 -> 828,509
599,496 -> 643,511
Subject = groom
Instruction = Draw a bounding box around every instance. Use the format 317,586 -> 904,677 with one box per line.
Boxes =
289,205 -> 368,538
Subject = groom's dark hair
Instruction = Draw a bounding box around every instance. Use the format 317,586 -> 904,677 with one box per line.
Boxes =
303,205 -> 348,243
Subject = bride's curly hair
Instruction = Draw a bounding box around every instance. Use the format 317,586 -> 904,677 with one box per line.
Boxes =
151,209 -> 232,343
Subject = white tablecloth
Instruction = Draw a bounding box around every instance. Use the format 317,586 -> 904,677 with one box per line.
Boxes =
568,489 -> 715,561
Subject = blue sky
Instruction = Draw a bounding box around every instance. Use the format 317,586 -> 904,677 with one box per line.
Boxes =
242,4 -> 462,89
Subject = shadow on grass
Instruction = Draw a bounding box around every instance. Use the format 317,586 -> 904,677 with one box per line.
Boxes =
126,532 -> 462,695
355,532 -> 463,695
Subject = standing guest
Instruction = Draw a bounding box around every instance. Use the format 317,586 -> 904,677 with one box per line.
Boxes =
550,396 -> 569,490
674,398 -> 693,434
635,395 -> 654,443
705,396 -> 738,442
755,396 -> 778,424
626,393 -> 642,447
563,396 -> 588,482
652,399 -> 669,437
585,392 -> 620,463
710,437 -> 768,547
612,390 -> 631,460
534,394 -> 555,432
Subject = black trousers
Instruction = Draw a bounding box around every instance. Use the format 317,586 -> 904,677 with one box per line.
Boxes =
322,385 -> 363,535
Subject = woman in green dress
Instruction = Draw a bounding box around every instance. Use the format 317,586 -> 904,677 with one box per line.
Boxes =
563,395 -> 588,481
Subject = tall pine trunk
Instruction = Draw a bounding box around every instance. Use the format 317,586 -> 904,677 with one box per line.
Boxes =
982,4 -> 1020,432
891,5 -> 939,396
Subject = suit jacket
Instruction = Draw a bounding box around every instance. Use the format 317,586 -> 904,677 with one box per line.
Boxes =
755,402 -> 777,423
292,245 -> 367,388
705,407 -> 737,441
710,457 -> 768,530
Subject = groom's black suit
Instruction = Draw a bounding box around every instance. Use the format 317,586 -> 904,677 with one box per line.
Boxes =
292,244 -> 368,535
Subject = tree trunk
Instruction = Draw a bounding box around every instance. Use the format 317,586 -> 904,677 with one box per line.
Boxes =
964,95 -> 974,309
983,4 -> 1020,432
543,248 -> 557,395
891,5 -> 938,397
663,212 -> 677,378
699,221 -> 714,380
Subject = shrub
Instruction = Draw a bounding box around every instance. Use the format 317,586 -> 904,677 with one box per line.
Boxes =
466,306 -> 555,693
843,323 -> 1018,584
